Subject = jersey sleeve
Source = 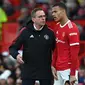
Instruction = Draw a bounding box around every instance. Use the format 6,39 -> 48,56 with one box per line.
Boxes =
67,23 -> 80,75
9,27 -> 26,59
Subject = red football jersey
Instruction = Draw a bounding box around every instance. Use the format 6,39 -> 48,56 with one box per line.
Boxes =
52,20 -> 80,75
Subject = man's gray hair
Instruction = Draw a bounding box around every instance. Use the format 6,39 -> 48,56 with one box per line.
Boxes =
31,8 -> 43,18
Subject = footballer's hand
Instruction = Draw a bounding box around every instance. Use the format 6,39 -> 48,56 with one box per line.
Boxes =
51,66 -> 58,80
70,76 -> 77,84
16,54 -> 24,64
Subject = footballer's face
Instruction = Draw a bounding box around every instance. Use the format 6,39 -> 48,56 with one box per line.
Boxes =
52,6 -> 64,22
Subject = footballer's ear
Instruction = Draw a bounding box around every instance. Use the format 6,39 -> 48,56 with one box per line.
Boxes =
61,8 -> 65,14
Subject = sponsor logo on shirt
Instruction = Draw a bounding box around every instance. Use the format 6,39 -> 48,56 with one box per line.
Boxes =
56,38 -> 65,43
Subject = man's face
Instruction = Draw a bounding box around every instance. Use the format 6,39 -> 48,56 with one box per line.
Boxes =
32,10 -> 46,26
52,6 -> 63,22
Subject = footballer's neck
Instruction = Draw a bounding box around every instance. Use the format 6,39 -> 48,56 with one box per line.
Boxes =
60,16 -> 69,26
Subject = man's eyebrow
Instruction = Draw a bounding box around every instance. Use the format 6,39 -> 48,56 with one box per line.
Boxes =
37,15 -> 46,17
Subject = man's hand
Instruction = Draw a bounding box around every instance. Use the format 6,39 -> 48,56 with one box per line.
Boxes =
51,66 -> 58,80
16,54 -> 24,64
70,76 -> 77,85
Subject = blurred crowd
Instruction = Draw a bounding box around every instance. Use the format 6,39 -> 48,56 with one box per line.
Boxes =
0,0 -> 85,22
0,51 -> 85,85
78,57 -> 85,85
0,52 -> 22,85
0,0 -> 85,39
0,0 -> 85,85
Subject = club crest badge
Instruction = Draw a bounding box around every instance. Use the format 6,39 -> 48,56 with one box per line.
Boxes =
44,34 -> 49,40
62,32 -> 65,37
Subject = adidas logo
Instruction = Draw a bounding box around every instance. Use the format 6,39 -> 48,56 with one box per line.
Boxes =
30,35 -> 34,38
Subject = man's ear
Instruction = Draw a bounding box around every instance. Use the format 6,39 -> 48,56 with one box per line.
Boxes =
32,17 -> 35,22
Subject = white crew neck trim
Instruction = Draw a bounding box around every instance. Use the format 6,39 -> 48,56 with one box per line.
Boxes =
60,20 -> 70,28
33,24 -> 43,31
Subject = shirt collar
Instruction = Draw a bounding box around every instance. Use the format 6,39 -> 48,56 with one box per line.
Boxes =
60,20 -> 70,28
33,24 -> 43,31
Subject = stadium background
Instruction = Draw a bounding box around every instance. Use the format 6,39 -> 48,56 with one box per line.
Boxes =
0,0 -> 85,85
